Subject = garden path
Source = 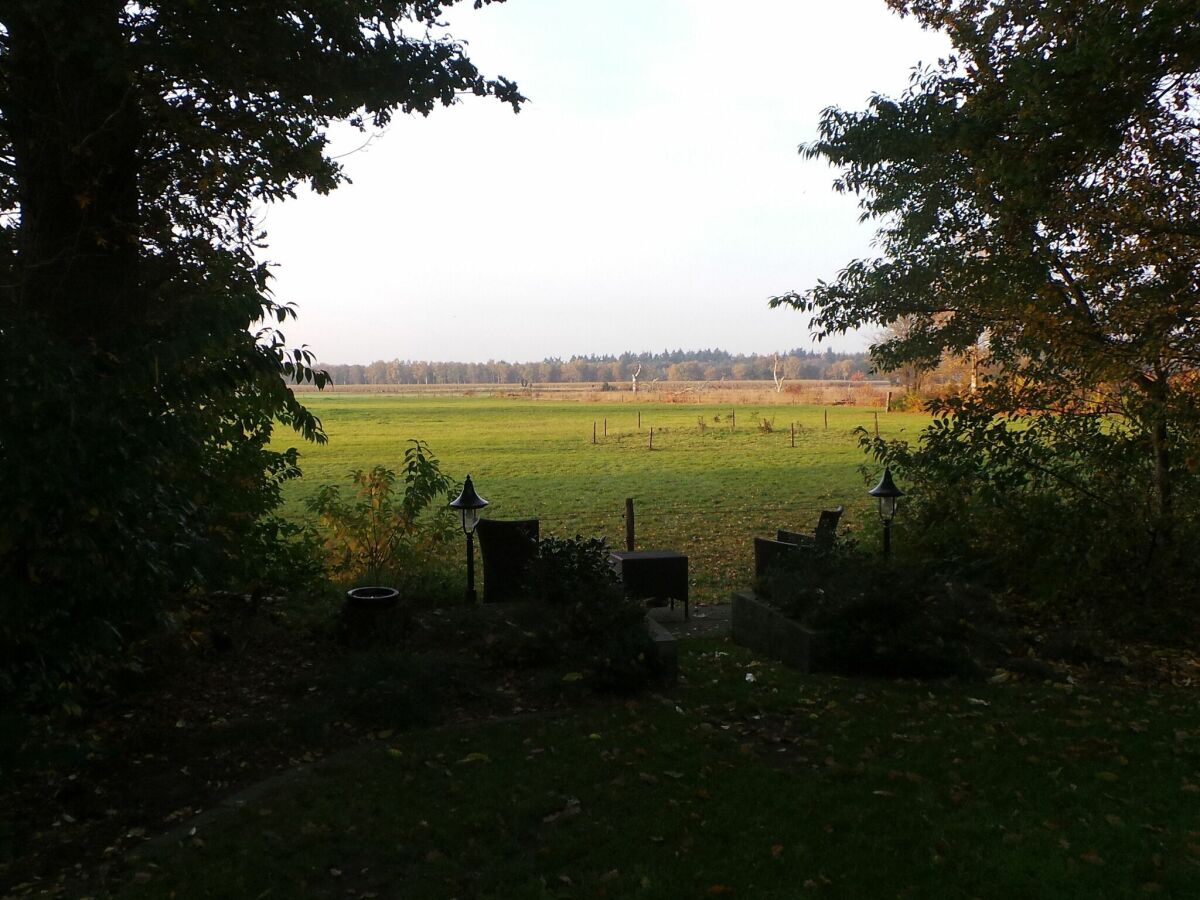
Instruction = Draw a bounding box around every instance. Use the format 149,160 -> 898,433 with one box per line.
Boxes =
648,601 -> 730,639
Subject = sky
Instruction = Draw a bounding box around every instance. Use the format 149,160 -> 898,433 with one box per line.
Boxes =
261,0 -> 950,365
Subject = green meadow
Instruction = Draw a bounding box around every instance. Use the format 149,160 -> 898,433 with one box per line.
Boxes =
276,394 -> 931,602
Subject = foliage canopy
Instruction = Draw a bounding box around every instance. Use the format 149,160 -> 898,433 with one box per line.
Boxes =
0,1 -> 522,706
773,0 -> 1200,572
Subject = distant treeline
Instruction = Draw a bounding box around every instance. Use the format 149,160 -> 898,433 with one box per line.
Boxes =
315,348 -> 878,386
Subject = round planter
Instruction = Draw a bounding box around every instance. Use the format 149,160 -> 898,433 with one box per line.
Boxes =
345,586 -> 400,609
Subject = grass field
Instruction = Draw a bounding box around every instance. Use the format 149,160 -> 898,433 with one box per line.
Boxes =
275,395 -> 932,602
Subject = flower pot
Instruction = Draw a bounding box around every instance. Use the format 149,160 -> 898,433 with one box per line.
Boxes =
345,586 -> 400,610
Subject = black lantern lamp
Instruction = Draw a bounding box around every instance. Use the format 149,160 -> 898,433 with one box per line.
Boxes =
449,475 -> 489,602
868,466 -> 904,559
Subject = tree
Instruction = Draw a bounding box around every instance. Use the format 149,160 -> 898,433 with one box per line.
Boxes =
0,1 -> 523,705
771,0 -> 1200,550
771,354 -> 786,393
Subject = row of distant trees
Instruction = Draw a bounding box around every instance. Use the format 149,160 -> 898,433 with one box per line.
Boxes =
316,348 -> 890,386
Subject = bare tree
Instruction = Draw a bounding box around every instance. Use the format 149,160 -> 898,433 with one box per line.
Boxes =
631,362 -> 642,394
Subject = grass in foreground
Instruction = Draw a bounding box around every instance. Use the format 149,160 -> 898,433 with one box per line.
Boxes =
117,640 -> 1200,899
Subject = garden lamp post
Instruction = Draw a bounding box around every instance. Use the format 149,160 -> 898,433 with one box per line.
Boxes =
449,475 -> 489,603
868,467 -> 904,560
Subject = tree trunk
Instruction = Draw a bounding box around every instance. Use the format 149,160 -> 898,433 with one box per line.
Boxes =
1141,371 -> 1174,552
1150,412 -> 1174,547
6,1 -> 143,351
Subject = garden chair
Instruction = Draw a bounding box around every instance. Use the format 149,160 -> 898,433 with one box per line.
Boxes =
754,536 -> 801,579
475,518 -> 540,603
776,505 -> 844,552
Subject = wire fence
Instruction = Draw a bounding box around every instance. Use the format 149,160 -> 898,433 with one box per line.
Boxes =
524,503 -> 856,532
485,501 -> 873,604
481,501 -> 867,560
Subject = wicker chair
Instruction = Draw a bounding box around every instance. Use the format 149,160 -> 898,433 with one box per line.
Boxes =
776,505 -> 844,552
475,518 -> 540,603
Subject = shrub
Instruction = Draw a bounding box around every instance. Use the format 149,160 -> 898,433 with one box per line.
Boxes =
886,389 -> 926,412
0,367 -> 327,713
494,536 -> 659,692
760,547 -> 1001,679
306,440 -> 459,587
858,399 -> 1200,634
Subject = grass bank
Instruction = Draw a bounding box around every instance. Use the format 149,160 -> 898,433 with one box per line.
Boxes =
116,639 -> 1200,899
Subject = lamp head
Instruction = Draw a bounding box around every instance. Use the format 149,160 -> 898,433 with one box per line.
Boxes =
449,474 -> 489,534
867,466 -> 904,521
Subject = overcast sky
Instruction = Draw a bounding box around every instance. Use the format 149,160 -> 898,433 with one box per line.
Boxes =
261,0 -> 950,365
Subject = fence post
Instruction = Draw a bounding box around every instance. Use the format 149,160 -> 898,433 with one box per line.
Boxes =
885,390 -> 892,413
592,421 -> 597,444
731,409 -> 736,430
791,421 -> 795,448
604,417 -> 607,437
649,427 -> 654,450
625,497 -> 635,551
874,411 -> 879,436
824,408 -> 828,430
638,411 -> 641,430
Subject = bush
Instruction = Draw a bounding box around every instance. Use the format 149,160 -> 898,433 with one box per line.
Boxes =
492,536 -> 659,692
858,399 -> 1200,634
0,342 -> 328,713
306,440 -> 459,588
886,389 -> 926,412
760,547 -> 1001,679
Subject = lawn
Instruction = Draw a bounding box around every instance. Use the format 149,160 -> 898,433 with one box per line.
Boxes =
115,639 -> 1200,900
275,395 -> 931,602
